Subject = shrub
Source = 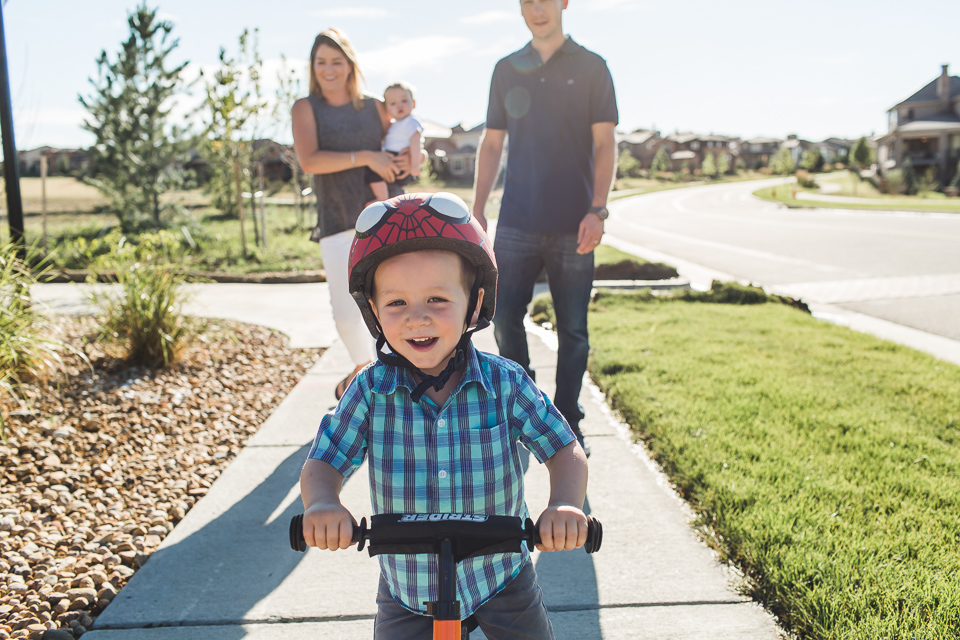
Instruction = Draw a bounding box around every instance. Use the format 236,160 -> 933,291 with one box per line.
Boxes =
795,169 -> 817,189
916,165 -> 941,195
0,243 -> 84,440
769,147 -> 796,175
529,292 -> 556,328
880,169 -> 907,195
88,232 -> 198,367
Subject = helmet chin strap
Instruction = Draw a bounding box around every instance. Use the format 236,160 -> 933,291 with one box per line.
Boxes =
374,270 -> 487,403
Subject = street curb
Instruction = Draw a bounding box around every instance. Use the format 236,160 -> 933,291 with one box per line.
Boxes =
45,269 -> 328,284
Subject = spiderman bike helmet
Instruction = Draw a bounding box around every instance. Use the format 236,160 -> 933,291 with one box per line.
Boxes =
348,192 -> 498,401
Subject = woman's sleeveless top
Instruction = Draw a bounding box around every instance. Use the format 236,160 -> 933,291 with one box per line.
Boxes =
308,94 -> 382,240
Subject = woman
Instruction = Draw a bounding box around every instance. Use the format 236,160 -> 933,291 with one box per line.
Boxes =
292,28 -> 410,399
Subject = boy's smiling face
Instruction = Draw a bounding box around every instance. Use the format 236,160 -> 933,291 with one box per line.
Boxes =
370,250 -> 482,377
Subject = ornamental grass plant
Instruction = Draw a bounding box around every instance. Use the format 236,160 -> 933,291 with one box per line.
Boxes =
0,242 -> 82,440
587,291 -> 960,639
87,232 -> 198,368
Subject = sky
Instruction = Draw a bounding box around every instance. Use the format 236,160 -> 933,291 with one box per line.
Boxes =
5,0 -> 960,154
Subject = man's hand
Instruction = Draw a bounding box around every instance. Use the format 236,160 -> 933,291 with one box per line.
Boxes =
536,505 -> 588,551
473,210 -> 488,231
302,500 -> 356,551
576,211 -> 605,254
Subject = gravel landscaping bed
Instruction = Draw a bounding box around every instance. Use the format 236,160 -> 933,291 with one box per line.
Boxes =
0,317 -> 322,639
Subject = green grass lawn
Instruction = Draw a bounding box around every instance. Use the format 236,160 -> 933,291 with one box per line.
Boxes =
4,181 -> 505,275
588,292 -> 960,639
610,171 -> 772,202
753,175 -> 960,213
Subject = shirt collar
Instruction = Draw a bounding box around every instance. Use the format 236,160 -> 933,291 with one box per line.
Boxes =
519,35 -> 581,64
369,342 -> 495,400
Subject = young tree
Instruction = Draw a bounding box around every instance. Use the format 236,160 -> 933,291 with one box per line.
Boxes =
849,136 -> 874,194
200,28 -> 267,254
800,147 -> 823,172
79,3 -> 191,231
717,153 -> 730,176
702,152 -> 717,179
273,54 -> 308,228
651,147 -> 670,175
768,147 -> 796,175
617,148 -> 641,178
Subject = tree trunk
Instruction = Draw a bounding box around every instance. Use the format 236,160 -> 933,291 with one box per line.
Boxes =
233,152 -> 247,255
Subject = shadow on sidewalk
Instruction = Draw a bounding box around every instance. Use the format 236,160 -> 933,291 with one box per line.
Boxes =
534,497 -> 600,639
93,443 -> 323,636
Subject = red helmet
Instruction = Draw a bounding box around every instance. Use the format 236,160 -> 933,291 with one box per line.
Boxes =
348,192 -> 498,338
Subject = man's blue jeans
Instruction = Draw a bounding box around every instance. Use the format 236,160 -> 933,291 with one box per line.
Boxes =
492,226 -> 594,427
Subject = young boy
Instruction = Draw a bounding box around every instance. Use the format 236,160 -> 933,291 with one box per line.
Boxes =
369,82 -> 423,201
300,192 -> 589,639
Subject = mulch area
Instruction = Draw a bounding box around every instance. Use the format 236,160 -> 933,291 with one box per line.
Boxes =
0,317 -> 322,639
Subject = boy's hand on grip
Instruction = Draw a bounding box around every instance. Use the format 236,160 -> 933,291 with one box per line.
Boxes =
535,505 -> 588,552
302,501 -> 356,551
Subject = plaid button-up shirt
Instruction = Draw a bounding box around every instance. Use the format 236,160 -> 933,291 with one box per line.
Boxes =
308,344 -> 575,618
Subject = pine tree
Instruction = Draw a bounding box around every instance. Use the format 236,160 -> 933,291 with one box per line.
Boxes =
79,3 -> 191,231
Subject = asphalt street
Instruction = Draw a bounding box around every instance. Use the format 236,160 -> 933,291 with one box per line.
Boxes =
606,178 -> 960,347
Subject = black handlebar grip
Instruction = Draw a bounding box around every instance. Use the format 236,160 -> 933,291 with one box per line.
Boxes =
584,516 -> 603,553
289,514 -> 368,553
290,513 -> 306,552
524,515 -> 603,554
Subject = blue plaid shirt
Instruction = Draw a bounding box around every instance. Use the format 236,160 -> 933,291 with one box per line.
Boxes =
307,344 -> 575,618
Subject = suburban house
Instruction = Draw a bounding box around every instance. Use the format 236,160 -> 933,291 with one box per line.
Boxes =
18,147 -> 89,176
877,64 -> 960,185
782,134 -> 816,167
616,129 -> 661,169
427,122 -> 484,180
738,137 -> 782,170
657,132 -> 738,172
814,138 -> 852,165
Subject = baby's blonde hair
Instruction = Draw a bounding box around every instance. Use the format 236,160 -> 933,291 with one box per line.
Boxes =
384,81 -> 416,101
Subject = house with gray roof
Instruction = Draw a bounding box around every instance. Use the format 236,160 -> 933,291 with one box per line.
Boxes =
877,64 -> 960,186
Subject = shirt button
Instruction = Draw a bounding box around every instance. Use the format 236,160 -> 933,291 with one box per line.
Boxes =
437,419 -> 446,428
540,78 -> 545,82
438,470 -> 448,479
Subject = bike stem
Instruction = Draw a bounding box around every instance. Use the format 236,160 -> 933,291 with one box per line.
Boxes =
425,538 -> 461,639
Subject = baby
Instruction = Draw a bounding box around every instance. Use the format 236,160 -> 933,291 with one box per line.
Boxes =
369,82 -> 423,201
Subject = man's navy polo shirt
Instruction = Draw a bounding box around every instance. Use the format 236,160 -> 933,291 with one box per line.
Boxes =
485,37 -> 618,235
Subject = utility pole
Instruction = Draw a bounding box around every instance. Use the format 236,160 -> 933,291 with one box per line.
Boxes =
0,1 -> 24,253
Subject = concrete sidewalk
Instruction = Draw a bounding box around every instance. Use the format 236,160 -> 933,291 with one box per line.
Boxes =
39,280 -> 782,640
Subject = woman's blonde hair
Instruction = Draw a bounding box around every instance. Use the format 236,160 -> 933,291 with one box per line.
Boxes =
308,28 -> 365,111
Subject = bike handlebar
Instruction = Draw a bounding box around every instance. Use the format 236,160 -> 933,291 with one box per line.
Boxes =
289,512 -> 603,559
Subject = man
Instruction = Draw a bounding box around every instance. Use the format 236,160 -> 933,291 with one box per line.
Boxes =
472,0 -> 618,456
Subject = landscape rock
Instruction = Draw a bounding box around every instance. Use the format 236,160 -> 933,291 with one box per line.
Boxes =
0,316 -> 321,638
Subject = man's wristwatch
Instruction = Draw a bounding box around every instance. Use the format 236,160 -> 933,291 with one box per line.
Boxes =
588,205 -> 609,220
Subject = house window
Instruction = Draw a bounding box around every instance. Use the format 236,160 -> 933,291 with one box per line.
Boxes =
691,142 -> 700,150
451,158 -> 464,174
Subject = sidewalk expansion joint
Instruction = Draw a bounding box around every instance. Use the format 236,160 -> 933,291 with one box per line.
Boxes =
93,600 -> 752,631
548,599 -> 752,612
93,613 -> 377,631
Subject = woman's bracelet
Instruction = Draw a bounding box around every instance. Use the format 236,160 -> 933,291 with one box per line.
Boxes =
350,151 -> 356,167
